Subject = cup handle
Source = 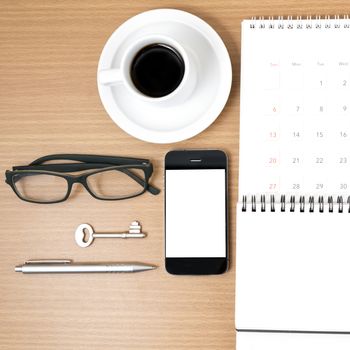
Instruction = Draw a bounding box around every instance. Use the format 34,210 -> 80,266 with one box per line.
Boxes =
98,68 -> 122,85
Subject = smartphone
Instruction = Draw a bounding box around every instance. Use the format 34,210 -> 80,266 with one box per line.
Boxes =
164,150 -> 228,275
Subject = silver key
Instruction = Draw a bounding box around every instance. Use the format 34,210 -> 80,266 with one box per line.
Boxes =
75,221 -> 146,248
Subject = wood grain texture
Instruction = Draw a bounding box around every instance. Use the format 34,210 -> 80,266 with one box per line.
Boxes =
0,1 -> 348,349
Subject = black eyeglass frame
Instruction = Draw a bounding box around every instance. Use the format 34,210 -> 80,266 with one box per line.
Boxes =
5,154 -> 160,204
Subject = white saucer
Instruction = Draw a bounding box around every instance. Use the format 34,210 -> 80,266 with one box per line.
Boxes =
97,9 -> 232,144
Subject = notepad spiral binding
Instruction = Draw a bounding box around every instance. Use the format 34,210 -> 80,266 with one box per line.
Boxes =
242,195 -> 350,213
249,15 -> 350,29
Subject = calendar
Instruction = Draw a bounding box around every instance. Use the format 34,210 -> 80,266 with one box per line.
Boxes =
239,16 -> 350,202
236,17 -> 350,350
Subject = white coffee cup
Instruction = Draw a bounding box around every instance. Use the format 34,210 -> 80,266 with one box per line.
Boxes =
98,35 -> 197,106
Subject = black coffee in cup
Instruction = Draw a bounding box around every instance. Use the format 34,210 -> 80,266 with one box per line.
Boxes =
130,44 -> 185,98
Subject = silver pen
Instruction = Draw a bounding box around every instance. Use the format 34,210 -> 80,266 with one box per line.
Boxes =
15,259 -> 157,274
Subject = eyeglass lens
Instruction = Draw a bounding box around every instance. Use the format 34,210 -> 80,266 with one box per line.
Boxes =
13,173 -> 68,203
86,168 -> 146,199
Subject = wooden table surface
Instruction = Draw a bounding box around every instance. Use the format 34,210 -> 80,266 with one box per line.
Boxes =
0,1 -> 347,349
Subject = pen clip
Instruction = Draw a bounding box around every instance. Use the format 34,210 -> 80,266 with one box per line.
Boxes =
25,259 -> 72,265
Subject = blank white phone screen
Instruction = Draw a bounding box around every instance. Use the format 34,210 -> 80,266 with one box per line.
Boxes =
165,169 -> 226,258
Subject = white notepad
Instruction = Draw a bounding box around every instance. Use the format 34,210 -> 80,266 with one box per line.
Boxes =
237,332 -> 350,350
236,16 -> 350,348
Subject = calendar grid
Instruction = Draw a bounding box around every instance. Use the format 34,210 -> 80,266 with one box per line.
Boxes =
239,18 -> 350,203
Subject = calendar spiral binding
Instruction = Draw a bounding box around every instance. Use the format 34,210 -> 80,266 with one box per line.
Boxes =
241,195 -> 350,213
249,15 -> 350,29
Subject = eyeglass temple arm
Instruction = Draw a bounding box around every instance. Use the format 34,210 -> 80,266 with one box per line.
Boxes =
120,168 -> 160,195
30,154 -> 150,166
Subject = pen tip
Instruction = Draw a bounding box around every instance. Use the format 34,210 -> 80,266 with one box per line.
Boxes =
15,266 -> 22,272
132,264 -> 157,272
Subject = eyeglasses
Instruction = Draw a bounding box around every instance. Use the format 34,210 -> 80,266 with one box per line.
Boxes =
5,154 -> 160,204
